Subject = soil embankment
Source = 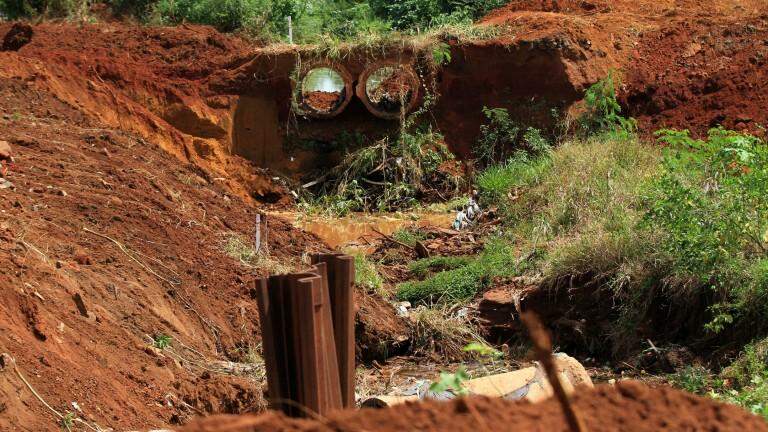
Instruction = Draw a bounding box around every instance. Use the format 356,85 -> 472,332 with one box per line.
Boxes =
0,72 -> 326,431
181,381 -> 768,432
4,2 -> 763,183
0,21 -> 287,203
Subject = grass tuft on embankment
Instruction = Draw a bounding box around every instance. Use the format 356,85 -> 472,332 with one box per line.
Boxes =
479,127 -> 768,355
396,238 -> 520,303
401,125 -> 768,358
408,255 -> 475,279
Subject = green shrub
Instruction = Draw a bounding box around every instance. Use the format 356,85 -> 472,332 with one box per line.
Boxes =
721,338 -> 768,388
717,382 -> 768,420
644,128 -> 768,333
0,0 -> 87,18
152,333 -> 173,349
710,338 -> 768,419
475,107 -> 520,167
153,0 -> 273,32
671,365 -> 710,394
369,0 -> 504,30
668,343 -> 768,420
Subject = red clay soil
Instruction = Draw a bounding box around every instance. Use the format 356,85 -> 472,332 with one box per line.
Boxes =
303,91 -> 342,112
0,21 -> 288,203
621,11 -> 768,137
0,75 -> 327,431
180,381 -> 768,432
473,0 -> 768,147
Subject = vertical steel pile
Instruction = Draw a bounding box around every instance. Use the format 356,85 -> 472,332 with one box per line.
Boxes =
255,253 -> 355,417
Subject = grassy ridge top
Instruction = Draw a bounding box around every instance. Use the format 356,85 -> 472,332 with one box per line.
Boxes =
0,0 -> 506,44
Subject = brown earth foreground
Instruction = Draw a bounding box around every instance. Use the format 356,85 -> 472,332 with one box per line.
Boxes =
181,381 -> 767,432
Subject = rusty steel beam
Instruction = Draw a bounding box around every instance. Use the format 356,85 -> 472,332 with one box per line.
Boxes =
255,254 -> 354,417
311,253 -> 356,408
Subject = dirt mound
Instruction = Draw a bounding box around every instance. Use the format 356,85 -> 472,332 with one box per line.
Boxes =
180,381 -> 768,431
477,0 -> 768,146
0,75 -> 327,431
355,288 -> 410,362
483,0 -> 611,16
303,91 -> 342,112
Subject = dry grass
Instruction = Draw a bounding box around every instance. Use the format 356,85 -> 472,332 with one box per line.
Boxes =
221,232 -> 297,275
409,304 -> 485,360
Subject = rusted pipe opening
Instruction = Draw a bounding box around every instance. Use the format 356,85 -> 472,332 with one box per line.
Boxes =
298,64 -> 354,119
356,62 -> 421,120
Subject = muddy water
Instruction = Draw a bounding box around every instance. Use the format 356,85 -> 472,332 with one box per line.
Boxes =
273,212 -> 454,249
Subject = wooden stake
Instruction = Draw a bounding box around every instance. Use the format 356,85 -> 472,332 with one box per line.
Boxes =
520,312 -> 588,432
255,214 -> 262,253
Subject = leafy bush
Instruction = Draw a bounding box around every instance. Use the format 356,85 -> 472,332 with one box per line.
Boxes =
645,128 -> 768,333
578,71 -> 637,137
153,0 -> 273,32
671,365 -> 710,394
431,42 -> 452,66
297,0 -> 389,41
430,366 -> 469,396
475,105 -> 552,169
0,0 -> 88,19
152,333 -> 173,349
0,0 -> 506,43
665,341 -> 768,420
475,107 -> 520,167
713,339 -> 768,419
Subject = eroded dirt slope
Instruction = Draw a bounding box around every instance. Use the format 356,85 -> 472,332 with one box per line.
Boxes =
482,0 -> 768,137
0,21 -> 288,203
0,75 -> 326,431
